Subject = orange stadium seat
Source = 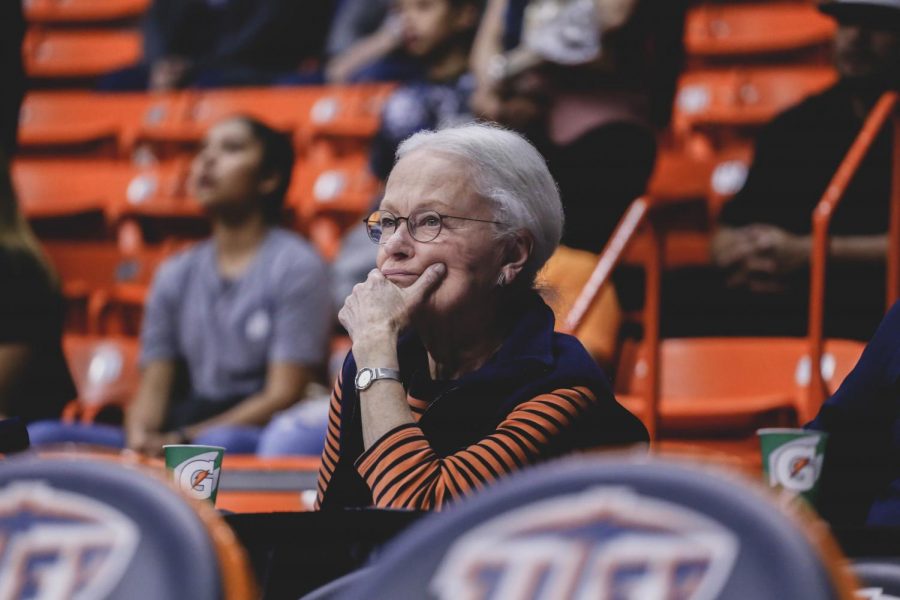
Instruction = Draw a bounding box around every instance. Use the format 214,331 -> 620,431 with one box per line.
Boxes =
24,0 -> 150,24
615,337 -> 864,433
289,154 -> 381,225
303,83 -> 397,151
673,66 -> 837,143
18,91 -> 187,155
539,246 -> 622,368
685,3 -> 836,59
23,29 -> 142,79
61,334 -> 141,423
180,88 -> 321,143
42,239 -> 175,333
13,159 -> 188,223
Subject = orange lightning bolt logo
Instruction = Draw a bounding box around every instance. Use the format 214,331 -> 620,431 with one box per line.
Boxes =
789,458 -> 811,479
192,470 -> 211,489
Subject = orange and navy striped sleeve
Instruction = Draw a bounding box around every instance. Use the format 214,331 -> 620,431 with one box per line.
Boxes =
313,373 -> 343,510
353,386 -> 599,510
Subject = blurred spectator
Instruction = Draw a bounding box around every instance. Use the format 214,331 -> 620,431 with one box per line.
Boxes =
0,0 -> 24,156
102,0 -> 334,91
0,151 -> 77,425
469,0 -> 686,253
326,0 -> 482,85
697,0 -> 900,340
368,0 -> 484,179
808,300 -> 900,526
328,0 -> 485,309
29,117 -> 333,455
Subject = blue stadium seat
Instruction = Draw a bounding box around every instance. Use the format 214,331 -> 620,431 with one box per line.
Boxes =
342,455 -> 856,599
0,454 -> 255,599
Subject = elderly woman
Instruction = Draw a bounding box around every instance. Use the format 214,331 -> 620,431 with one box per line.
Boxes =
316,123 -> 646,510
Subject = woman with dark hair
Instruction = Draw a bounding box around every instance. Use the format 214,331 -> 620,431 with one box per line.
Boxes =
0,150 -> 76,427
28,116 -> 333,455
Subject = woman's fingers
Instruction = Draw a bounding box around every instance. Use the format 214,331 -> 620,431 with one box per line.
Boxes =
401,263 -> 446,309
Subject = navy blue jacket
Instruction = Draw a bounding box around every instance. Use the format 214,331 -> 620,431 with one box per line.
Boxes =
319,292 -> 648,509
808,301 -> 900,526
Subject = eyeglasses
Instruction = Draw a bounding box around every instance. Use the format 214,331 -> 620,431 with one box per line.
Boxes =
363,209 -> 504,244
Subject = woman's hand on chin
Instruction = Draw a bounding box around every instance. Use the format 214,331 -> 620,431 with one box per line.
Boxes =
339,263 -> 446,350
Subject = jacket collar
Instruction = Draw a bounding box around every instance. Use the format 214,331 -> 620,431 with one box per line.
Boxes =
396,291 -> 556,388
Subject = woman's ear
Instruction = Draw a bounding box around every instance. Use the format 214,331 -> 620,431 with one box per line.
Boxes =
500,230 -> 533,285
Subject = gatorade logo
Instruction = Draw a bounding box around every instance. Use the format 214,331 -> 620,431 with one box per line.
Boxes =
768,437 -> 823,492
172,452 -> 221,500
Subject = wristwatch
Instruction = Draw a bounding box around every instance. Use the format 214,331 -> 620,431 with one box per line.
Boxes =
354,367 -> 402,391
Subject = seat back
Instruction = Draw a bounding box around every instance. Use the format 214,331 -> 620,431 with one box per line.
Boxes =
0,454 -> 255,599
25,0 -> 150,24
344,455 -> 856,599
614,338 -> 865,431
24,29 -> 142,79
62,335 -> 141,411
18,92 -> 185,155
674,66 -> 837,141
685,3 -> 835,59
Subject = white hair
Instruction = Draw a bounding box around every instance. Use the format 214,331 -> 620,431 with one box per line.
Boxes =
395,122 -> 564,286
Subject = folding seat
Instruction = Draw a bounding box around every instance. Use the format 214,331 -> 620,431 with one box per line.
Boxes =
13,159 -> 120,218
288,154 -> 381,227
685,3 -> 835,60
18,91 -> 186,155
23,29 -> 142,79
42,239 -> 176,334
673,66 -> 838,142
178,87 -> 321,144
302,83 -> 398,151
61,334 -> 141,423
333,455 -> 857,599
539,245 -> 622,367
0,454 -> 256,600
13,159 -> 187,223
24,0 -> 150,24
614,337 -> 864,433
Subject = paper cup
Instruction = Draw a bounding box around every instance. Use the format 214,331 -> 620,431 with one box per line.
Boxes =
758,428 -> 828,505
163,444 -> 225,505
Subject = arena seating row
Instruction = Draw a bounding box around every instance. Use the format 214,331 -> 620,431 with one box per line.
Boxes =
18,84 -> 396,157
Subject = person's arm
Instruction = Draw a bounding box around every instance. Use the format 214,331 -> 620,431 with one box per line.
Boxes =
324,15 -> 403,83
355,384 -> 603,509
0,344 -> 32,417
314,373 -> 344,509
125,359 -> 176,453
181,363 -> 315,440
468,0 -> 508,120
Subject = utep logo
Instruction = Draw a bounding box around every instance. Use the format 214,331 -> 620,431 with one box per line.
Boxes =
768,437 -> 824,492
0,481 -> 139,600
173,452 -> 221,500
431,487 -> 739,600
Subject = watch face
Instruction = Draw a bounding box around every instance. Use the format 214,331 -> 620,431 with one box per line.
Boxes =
356,369 -> 373,389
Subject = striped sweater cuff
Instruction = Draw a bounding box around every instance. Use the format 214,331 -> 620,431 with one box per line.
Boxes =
354,422 -> 423,484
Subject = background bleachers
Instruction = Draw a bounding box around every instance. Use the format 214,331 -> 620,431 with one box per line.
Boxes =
13,0 -> 871,473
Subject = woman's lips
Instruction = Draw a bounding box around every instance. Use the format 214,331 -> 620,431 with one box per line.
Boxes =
382,270 -> 419,283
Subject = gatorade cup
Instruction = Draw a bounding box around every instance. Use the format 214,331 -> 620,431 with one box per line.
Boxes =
163,444 -> 225,505
758,428 -> 828,505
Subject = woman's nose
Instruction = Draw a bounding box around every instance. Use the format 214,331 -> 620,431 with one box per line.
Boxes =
382,220 -> 415,254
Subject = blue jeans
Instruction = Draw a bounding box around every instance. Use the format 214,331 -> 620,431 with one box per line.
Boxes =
27,398 -> 327,456
26,421 -> 262,453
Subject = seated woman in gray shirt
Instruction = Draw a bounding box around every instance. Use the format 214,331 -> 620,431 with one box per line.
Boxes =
28,117 -> 333,455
